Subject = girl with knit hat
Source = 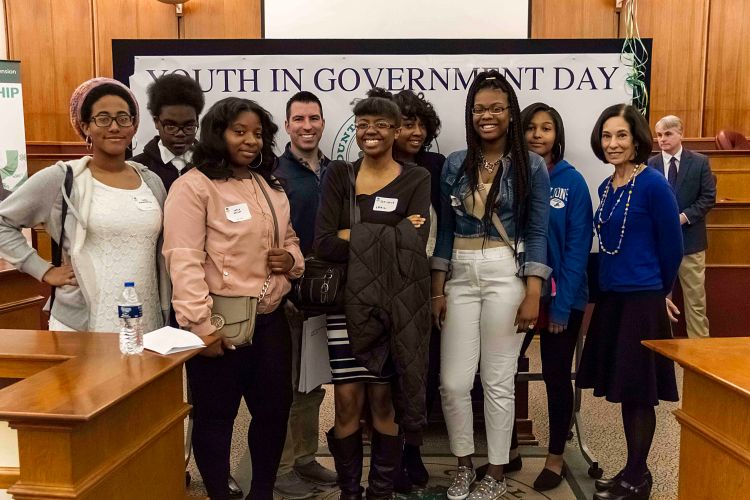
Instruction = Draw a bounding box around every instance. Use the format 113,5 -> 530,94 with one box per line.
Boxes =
0,77 -> 171,333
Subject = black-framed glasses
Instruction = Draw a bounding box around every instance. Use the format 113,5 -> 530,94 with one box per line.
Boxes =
90,113 -> 135,128
355,121 -> 396,131
156,119 -> 198,135
471,105 -> 510,116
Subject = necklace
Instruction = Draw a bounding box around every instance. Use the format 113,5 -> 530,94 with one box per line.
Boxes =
595,164 -> 641,255
479,150 -> 502,174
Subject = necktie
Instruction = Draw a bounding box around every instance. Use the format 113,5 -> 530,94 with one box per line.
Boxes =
668,156 -> 677,189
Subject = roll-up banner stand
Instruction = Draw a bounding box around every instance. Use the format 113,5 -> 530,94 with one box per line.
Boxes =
0,60 -> 27,192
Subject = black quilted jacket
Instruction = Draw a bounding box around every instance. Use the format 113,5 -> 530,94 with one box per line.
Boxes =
345,219 -> 431,445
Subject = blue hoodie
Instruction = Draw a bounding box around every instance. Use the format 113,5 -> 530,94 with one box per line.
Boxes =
547,159 -> 593,326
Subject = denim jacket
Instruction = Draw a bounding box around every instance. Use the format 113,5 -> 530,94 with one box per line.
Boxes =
431,149 -> 552,279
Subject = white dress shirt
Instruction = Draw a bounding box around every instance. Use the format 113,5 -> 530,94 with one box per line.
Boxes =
158,140 -> 192,172
661,147 -> 683,177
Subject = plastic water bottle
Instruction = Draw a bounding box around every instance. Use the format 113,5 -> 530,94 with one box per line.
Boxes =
118,282 -> 144,355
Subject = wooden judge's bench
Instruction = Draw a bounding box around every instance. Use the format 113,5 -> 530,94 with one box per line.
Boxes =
0,328 -> 212,499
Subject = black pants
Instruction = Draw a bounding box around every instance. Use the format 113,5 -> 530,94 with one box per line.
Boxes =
514,309 -> 584,455
186,308 -> 293,500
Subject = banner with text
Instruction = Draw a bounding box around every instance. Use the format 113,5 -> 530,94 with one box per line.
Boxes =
0,60 -> 27,191
125,42 -> 640,202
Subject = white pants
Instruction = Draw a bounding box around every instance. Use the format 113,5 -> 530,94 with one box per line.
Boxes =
440,246 -> 526,465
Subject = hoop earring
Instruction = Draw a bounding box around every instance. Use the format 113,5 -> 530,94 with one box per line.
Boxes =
129,137 -> 138,151
249,152 -> 263,169
85,135 -> 92,151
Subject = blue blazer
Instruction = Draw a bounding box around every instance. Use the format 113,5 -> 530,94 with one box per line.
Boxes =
647,149 -> 716,254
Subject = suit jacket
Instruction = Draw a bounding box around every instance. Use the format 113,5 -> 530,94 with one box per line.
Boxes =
648,149 -> 716,254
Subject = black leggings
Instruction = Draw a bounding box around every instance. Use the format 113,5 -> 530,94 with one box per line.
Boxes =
511,309 -> 583,455
187,308 -> 292,500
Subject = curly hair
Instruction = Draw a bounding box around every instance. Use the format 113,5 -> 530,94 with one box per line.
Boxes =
146,73 -> 205,117
192,97 -> 280,189
392,90 -> 441,151
462,70 -> 531,251
521,102 -> 566,165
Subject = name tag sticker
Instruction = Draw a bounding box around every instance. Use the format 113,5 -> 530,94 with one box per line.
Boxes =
373,196 -> 398,213
134,196 -> 158,211
225,203 -> 251,222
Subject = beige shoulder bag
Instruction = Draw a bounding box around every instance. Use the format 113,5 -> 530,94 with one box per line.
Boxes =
209,172 -> 280,346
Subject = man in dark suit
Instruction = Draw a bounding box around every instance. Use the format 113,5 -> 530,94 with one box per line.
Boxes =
649,115 -> 716,338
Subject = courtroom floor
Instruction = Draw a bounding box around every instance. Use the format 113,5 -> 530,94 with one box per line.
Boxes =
186,341 -> 683,500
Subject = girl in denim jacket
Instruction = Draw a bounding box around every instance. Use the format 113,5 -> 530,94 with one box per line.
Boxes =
431,71 -> 551,500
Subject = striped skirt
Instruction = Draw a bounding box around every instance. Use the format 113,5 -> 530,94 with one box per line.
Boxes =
326,314 -> 389,384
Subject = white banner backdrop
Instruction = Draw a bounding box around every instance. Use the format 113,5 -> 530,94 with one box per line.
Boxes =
0,60 -> 27,191
129,50 -> 633,203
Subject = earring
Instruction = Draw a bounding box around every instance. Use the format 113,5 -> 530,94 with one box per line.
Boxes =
130,137 -> 138,151
85,135 -> 92,151
249,152 -> 263,169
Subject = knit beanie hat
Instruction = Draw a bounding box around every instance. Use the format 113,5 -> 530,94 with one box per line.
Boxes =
69,77 -> 140,140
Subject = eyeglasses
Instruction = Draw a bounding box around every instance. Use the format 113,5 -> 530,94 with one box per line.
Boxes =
157,119 -> 198,135
90,113 -> 135,128
471,105 -> 510,116
355,121 -> 396,131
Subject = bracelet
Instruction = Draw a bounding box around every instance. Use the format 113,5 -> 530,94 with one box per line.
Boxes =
430,294 -> 445,300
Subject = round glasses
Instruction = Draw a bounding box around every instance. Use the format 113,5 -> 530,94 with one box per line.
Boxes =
89,113 -> 134,128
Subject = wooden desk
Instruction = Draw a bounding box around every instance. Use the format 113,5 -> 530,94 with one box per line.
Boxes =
0,329 -> 214,499
644,338 -> 750,499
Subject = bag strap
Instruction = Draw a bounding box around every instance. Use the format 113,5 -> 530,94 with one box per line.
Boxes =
251,171 -> 280,248
476,184 -> 515,251
50,165 -> 74,309
346,162 -> 360,227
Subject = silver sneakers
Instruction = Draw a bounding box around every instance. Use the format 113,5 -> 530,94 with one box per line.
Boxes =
273,471 -> 318,499
447,465 -> 476,500
467,475 -> 507,500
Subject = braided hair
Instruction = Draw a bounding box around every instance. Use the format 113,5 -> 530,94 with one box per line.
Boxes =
461,70 -> 531,251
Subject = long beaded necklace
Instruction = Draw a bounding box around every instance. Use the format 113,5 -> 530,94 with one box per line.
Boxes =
595,164 -> 642,255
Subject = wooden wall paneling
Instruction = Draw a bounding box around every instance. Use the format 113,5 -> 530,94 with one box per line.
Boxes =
182,0 -> 261,39
531,0 -> 617,38
706,225 -> 750,265
622,0 -> 709,136
5,0 -> 94,143
92,0 -> 178,78
703,0 -> 750,137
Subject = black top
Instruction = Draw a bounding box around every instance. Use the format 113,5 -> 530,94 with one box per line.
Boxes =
414,150 -> 446,212
315,158 -> 431,263
131,136 -> 193,192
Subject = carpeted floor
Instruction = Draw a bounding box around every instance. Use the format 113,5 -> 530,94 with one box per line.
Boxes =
185,340 -> 682,499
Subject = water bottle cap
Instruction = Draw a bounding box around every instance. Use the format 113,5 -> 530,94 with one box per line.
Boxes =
124,282 -> 135,287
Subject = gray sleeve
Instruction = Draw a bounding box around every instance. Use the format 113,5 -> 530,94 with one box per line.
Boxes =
0,166 -> 64,280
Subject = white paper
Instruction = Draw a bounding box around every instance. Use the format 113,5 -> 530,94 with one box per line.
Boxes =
373,196 -> 398,212
144,326 -> 206,355
225,203 -> 251,222
299,314 -> 331,393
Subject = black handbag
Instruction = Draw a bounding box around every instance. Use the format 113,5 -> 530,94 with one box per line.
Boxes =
49,164 -> 74,310
295,162 -> 358,313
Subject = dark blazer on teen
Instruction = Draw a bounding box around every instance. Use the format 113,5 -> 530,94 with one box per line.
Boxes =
648,149 -> 716,255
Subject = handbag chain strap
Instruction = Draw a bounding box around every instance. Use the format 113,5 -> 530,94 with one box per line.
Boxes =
251,171 -> 279,303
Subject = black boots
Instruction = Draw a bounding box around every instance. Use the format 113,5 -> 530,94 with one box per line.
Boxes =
327,428 -> 364,500
366,430 -> 403,500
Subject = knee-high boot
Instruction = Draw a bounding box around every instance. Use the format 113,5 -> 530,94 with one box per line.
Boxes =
366,431 -> 403,500
327,428 -> 364,500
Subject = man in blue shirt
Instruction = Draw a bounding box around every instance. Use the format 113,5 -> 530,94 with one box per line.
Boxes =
273,91 -> 336,499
